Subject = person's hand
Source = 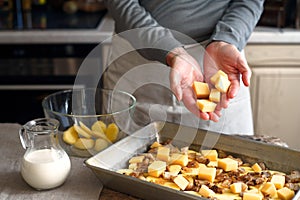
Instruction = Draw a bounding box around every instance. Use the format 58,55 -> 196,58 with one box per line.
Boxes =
203,41 -> 252,116
167,47 -> 219,121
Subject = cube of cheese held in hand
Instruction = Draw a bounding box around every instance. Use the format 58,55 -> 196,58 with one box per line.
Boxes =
192,81 -> 210,98
277,187 -> 295,200
209,88 -> 221,103
215,75 -> 231,93
148,161 -> 167,178
210,70 -> 228,85
196,99 -> 217,113
218,157 -> 239,172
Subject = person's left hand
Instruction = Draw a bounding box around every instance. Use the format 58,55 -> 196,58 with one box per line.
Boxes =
167,47 -> 219,121
203,41 -> 252,119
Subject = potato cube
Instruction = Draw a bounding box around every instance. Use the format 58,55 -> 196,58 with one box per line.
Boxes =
150,141 -> 162,148
218,158 -> 239,172
196,99 -> 217,113
271,174 -> 285,189
93,138 -> 110,152
73,138 -> 94,150
215,75 -> 231,93
105,123 -> 119,142
167,165 -> 182,176
91,120 -> 107,133
173,175 -> 189,190
198,185 -> 215,198
243,192 -> 263,200
157,146 -> 170,162
251,163 -> 262,172
209,89 -> 221,103
74,124 -> 92,139
277,187 -> 295,200
148,161 -> 167,178
63,126 -> 79,145
201,149 -> 218,161
260,182 -> 277,197
192,81 -> 210,99
198,166 -> 216,183
210,70 -> 228,85
169,153 -> 189,167
129,155 -> 145,163
230,182 -> 243,194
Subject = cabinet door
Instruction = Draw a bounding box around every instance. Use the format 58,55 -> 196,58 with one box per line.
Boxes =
250,67 -> 300,150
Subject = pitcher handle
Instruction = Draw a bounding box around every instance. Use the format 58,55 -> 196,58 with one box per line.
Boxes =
19,127 -> 29,149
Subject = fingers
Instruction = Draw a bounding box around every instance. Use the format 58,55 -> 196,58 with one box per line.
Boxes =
236,54 -> 252,87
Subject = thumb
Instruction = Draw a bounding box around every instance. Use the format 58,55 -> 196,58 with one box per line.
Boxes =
170,68 -> 183,101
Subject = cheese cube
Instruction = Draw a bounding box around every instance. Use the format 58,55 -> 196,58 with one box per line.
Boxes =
196,99 -> 217,113
157,146 -> 170,162
277,187 -> 295,200
148,161 -> 167,178
129,155 -> 145,163
209,88 -> 221,103
271,174 -> 285,189
198,166 -> 216,183
170,153 -> 189,167
260,182 -> 277,197
215,75 -> 231,93
230,182 -> 243,194
173,175 -> 189,190
251,163 -> 262,172
218,158 -> 239,172
201,149 -> 218,161
243,192 -> 263,200
199,185 -> 215,198
167,165 -> 182,176
192,81 -> 210,98
210,70 -> 228,85
128,163 -> 137,170
150,141 -> 162,148
163,181 -> 180,191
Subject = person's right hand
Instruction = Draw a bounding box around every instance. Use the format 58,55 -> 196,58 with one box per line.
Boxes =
167,47 -> 220,122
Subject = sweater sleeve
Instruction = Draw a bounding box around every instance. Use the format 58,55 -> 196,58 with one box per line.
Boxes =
209,0 -> 264,51
103,0 -> 183,63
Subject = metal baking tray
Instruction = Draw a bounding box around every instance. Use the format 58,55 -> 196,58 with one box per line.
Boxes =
85,121 -> 300,200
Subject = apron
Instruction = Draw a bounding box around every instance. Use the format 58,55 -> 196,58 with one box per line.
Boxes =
101,35 -> 254,136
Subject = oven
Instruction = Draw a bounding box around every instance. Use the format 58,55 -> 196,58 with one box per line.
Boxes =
0,4 -> 111,123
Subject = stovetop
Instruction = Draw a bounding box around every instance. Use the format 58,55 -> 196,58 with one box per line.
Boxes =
0,7 -> 107,30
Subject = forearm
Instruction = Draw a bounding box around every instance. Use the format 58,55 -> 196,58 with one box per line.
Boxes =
210,0 -> 264,51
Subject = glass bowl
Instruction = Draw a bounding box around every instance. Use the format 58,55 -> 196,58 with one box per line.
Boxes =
42,88 -> 136,157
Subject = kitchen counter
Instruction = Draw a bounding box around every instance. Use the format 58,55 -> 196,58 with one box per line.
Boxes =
0,13 -> 114,44
0,123 -> 138,200
1,14 -> 300,45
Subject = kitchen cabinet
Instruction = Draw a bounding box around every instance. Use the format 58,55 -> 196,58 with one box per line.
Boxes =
245,44 -> 300,151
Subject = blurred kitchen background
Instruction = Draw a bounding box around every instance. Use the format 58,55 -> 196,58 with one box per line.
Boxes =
0,0 -> 300,150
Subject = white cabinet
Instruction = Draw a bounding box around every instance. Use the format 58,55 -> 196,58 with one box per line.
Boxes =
245,45 -> 300,150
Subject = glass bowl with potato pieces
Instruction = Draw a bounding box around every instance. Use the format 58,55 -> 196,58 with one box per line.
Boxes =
42,88 -> 136,157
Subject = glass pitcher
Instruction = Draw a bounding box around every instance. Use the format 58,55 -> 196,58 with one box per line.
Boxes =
19,118 -> 71,190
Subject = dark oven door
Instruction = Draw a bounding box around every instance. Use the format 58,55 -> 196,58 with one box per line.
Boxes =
0,43 -> 99,124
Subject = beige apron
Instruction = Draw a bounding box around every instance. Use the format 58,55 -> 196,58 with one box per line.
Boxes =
102,35 -> 254,135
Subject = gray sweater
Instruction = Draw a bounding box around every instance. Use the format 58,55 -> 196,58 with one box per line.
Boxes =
103,0 -> 264,62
